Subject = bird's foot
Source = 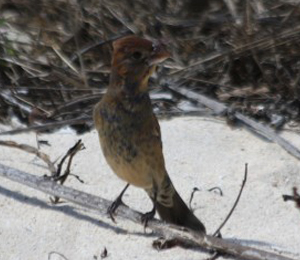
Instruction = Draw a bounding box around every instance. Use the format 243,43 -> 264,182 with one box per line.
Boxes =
107,184 -> 129,223
107,197 -> 124,223
141,206 -> 156,230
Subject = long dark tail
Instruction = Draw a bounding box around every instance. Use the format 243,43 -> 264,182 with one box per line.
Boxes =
147,176 -> 206,234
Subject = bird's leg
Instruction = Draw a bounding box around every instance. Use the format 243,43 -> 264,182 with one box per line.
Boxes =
108,183 -> 130,222
141,188 -> 157,229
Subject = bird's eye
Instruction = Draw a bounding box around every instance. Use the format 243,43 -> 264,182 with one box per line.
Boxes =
131,51 -> 143,60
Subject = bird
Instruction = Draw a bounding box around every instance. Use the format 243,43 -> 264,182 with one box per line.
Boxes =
93,35 -> 206,233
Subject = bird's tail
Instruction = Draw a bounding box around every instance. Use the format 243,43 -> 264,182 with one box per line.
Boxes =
147,176 -> 206,233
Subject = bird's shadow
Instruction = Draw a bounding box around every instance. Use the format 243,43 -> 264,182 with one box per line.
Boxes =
0,185 -> 155,238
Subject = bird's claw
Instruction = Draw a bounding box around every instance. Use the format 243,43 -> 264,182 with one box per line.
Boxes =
107,198 -> 124,223
141,207 -> 156,231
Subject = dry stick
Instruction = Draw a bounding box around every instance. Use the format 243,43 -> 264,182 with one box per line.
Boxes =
52,45 -> 79,74
0,110 -> 208,136
0,139 -> 84,189
55,140 -> 77,177
0,116 -> 92,135
189,186 -> 223,211
0,163 -> 296,260
103,2 -> 139,34
0,110 -> 211,136
170,25 -> 300,76
49,94 -> 103,118
54,139 -> 85,182
69,30 -> 130,62
251,0 -> 265,14
234,113 -> 300,159
168,86 -> 300,160
0,140 -> 56,174
1,89 -> 50,118
0,90 -> 32,114
213,164 -> 248,237
281,4 -> 300,25
73,9 -> 89,89
48,252 -> 69,260
1,86 -> 101,91
0,57 -> 46,75
50,140 -> 85,204
223,0 -> 240,24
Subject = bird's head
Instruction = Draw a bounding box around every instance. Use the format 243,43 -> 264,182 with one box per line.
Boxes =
109,35 -> 170,96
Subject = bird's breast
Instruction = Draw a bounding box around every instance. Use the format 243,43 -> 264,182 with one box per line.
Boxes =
94,102 -> 154,188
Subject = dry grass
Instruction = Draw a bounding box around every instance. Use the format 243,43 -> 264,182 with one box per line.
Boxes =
1,0 -> 300,133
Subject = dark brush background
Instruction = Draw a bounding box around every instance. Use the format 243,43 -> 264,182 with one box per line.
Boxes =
1,0 -> 300,133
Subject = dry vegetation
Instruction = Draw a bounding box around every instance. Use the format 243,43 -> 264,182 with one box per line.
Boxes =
1,0 -> 300,133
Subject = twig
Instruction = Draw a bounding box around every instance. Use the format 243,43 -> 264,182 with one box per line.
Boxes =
189,186 -> 223,211
48,252 -> 69,260
281,4 -> 300,25
49,94 -> 103,118
0,57 -> 46,75
0,116 -> 92,135
0,139 -> 84,199
166,86 -> 226,115
52,45 -> 80,74
213,164 -> 248,237
73,9 -> 89,89
0,140 -> 56,174
0,163 -> 296,260
49,139 -> 85,203
189,187 -> 200,210
168,86 -> 300,161
170,25 -> 300,76
103,3 -> 138,34
223,0 -> 240,24
0,109 -> 209,136
234,113 -> 300,159
250,0 -> 266,15
0,90 -> 32,114
1,86 -> 101,92
69,31 -> 130,62
208,187 -> 223,196
53,140 -> 84,182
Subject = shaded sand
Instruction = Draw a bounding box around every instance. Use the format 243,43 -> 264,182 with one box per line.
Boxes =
0,117 -> 300,260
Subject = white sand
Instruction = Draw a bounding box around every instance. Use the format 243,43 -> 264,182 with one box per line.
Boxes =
0,117 -> 300,260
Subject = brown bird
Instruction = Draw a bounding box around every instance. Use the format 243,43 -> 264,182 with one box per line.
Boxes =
94,35 -> 206,233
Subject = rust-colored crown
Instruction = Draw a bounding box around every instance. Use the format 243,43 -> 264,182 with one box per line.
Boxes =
112,35 -> 170,66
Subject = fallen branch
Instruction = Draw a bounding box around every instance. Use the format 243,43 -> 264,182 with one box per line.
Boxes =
0,163 -> 296,260
168,86 -> 300,160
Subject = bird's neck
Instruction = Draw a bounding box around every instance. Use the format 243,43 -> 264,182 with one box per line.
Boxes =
105,68 -> 152,113
108,68 -> 149,99
108,68 -> 123,91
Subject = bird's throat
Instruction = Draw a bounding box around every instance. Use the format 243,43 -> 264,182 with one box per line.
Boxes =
108,69 -> 149,98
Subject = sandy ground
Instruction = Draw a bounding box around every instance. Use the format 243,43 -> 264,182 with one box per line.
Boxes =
0,117 -> 300,260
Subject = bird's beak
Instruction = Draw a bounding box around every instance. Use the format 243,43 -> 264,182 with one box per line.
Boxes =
149,41 -> 171,66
